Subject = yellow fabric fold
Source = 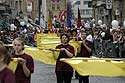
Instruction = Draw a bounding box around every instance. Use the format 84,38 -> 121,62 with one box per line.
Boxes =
24,47 -> 60,65
36,34 -> 60,48
36,34 -> 80,56
69,39 -> 80,56
8,58 -> 18,73
60,58 -> 125,77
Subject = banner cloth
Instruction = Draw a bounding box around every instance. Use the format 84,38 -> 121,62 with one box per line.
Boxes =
8,58 -> 18,73
60,58 -> 125,77
24,47 -> 59,65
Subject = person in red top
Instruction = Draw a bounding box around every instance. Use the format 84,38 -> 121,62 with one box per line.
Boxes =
50,33 -> 75,83
12,37 -> 34,83
76,31 -> 93,83
0,46 -> 16,83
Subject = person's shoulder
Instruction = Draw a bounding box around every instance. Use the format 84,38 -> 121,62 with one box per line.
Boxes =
4,67 -> 14,75
57,44 -> 62,46
23,53 -> 33,59
3,67 -> 15,83
56,44 -> 62,48
67,44 -> 74,48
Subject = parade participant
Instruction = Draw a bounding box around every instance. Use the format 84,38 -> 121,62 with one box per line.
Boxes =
119,34 -> 125,58
71,28 -> 81,41
12,37 -> 34,83
0,46 -> 16,83
50,33 -> 75,83
76,31 -> 93,83
67,29 -> 72,37
71,28 -> 77,38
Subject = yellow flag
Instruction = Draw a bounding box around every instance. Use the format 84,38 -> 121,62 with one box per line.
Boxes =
61,58 -> 125,77
8,58 -> 18,73
47,11 -> 52,32
69,39 -> 80,56
24,47 -> 60,65
36,34 -> 80,56
36,34 -> 60,49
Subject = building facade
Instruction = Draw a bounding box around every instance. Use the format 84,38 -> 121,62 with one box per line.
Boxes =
71,0 -> 93,22
14,0 -> 37,20
92,0 -> 125,26
0,0 -> 40,23
0,0 -> 13,23
33,0 -> 67,24
46,0 -> 66,21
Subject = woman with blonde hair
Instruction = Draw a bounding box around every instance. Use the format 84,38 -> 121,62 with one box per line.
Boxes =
13,37 -> 34,83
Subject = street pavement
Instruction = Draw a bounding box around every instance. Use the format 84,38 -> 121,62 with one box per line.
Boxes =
31,61 -> 125,83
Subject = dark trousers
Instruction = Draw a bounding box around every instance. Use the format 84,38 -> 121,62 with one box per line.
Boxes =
78,76 -> 89,83
76,71 -> 89,83
56,71 -> 73,83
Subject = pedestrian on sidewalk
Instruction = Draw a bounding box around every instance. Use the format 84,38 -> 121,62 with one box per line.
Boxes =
12,37 -> 34,83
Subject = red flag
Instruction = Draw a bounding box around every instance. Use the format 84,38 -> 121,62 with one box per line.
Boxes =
59,10 -> 66,22
77,7 -> 82,28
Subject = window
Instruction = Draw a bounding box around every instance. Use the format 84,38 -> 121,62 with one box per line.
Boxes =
51,0 -> 56,2
84,1 -> 89,5
80,9 -> 93,15
88,1 -> 92,7
80,10 -> 85,15
57,4 -> 60,10
84,1 -> 92,7
52,5 -> 55,10
57,0 -> 60,2
75,1 -> 80,5
86,10 -> 90,14
51,0 -> 61,2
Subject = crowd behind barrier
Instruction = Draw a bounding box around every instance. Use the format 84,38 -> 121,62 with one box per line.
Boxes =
0,18 -> 125,83
2,28 -> 125,59
93,39 -> 122,58
0,17 -> 125,59
93,28 -> 124,59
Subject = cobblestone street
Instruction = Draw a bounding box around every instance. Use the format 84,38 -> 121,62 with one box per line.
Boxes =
31,61 -> 125,83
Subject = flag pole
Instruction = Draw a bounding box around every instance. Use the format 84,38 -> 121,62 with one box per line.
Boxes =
47,10 -> 52,34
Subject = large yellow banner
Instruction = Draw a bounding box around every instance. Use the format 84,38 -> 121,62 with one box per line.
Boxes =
23,34 -> 79,65
19,46 -> 125,77
7,34 -> 125,77
24,46 -> 125,77
24,47 -> 60,65
36,34 -> 80,55
60,58 -> 125,77
36,34 -> 61,49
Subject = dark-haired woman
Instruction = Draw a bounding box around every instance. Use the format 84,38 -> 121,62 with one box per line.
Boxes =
51,33 -> 75,83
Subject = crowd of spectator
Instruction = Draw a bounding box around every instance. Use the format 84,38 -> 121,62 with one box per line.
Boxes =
0,17 -> 125,58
